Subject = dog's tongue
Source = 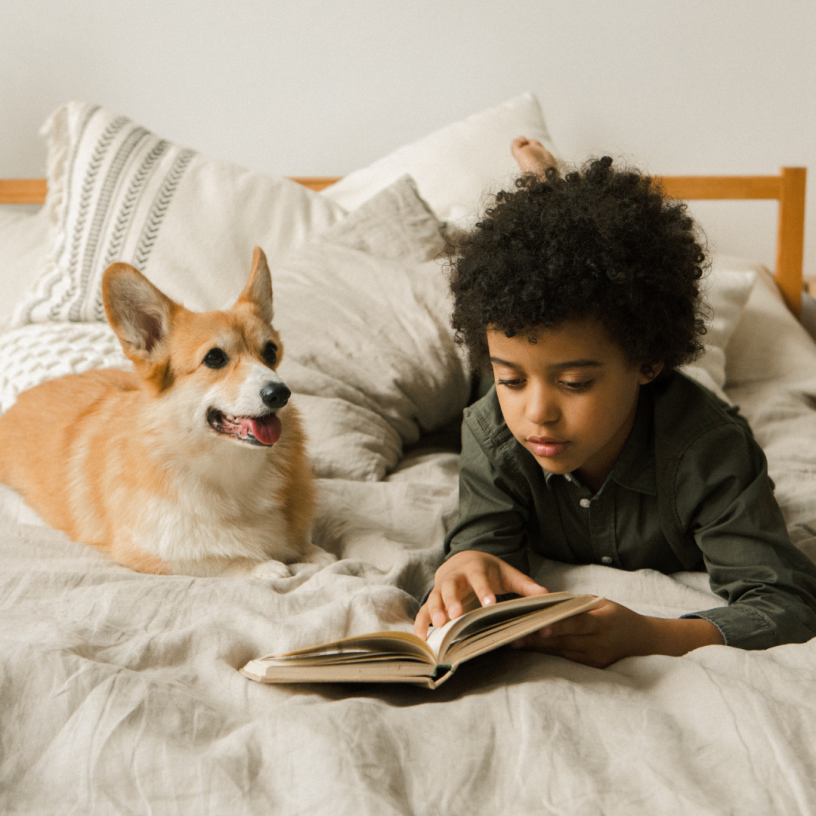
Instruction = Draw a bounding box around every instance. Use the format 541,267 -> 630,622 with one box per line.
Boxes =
241,414 -> 282,445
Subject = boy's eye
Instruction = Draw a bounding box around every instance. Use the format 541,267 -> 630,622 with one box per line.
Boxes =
262,341 -> 278,367
560,380 -> 592,392
497,378 -> 525,389
203,348 -> 228,369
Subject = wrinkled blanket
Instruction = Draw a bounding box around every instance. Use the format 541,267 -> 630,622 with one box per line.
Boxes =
2,435 -> 816,814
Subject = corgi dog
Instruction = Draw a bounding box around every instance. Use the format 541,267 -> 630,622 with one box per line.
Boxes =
0,247 -> 333,578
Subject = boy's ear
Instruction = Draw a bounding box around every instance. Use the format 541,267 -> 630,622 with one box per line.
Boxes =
639,362 -> 665,383
103,263 -> 179,364
235,246 -> 274,324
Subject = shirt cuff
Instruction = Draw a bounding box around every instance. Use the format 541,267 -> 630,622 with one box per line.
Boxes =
682,605 -> 776,650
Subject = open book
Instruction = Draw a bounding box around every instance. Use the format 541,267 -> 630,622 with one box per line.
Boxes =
241,591 -> 604,689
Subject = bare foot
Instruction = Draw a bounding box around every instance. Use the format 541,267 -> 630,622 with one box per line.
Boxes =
511,137 -> 557,176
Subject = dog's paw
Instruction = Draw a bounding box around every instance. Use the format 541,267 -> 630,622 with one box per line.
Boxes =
249,560 -> 292,580
303,543 -> 337,568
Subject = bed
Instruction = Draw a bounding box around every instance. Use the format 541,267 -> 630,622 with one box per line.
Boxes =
0,93 -> 814,814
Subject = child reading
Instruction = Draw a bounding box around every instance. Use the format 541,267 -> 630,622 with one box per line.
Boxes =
415,139 -> 816,667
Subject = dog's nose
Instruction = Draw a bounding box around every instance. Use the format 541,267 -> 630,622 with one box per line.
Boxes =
260,382 -> 291,411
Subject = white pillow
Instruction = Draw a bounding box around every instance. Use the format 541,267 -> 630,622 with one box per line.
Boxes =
0,206 -> 49,328
678,255 -> 757,402
322,92 -> 558,227
13,101 -> 346,326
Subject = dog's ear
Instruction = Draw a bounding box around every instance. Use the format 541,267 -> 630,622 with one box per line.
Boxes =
235,246 -> 274,324
103,263 -> 179,364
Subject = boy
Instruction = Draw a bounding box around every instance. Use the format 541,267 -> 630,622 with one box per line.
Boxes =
415,140 -> 816,667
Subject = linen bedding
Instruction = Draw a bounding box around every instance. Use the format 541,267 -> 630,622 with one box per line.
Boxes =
1,96 -> 816,815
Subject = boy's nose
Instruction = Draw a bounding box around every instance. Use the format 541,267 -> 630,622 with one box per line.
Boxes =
526,389 -> 560,425
260,382 -> 291,410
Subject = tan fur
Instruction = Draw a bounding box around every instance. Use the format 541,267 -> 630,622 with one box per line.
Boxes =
0,248 -> 332,577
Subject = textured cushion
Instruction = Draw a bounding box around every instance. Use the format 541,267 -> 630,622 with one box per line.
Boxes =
0,322 -> 130,414
274,176 -> 470,480
13,101 -> 345,325
322,92 -> 558,228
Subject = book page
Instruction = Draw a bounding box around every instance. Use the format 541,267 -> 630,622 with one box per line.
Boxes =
443,594 -> 604,666
425,617 -> 459,659
436,592 -> 580,657
240,658 -> 438,685
251,630 -> 436,664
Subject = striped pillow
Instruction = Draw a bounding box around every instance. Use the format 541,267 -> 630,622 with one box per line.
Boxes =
13,101 -> 345,325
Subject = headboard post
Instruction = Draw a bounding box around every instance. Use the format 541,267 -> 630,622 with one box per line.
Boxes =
0,178 -> 47,204
775,167 -> 807,317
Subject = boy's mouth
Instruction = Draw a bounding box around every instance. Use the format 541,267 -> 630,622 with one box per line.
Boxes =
207,408 -> 282,446
527,436 -> 569,458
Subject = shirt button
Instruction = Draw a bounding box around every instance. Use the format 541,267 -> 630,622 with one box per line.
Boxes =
601,556 -> 613,565
579,498 -> 591,508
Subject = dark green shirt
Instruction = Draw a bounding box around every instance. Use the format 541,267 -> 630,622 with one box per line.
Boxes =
446,370 -> 816,650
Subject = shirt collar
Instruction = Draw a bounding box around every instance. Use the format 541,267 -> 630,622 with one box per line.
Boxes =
610,388 -> 657,495
543,469 -> 568,487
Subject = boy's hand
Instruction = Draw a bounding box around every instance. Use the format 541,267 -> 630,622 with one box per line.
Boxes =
414,551 -> 548,639
511,600 -> 725,668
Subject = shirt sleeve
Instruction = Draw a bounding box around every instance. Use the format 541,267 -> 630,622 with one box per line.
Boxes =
673,423 -> 816,649
444,417 -> 532,573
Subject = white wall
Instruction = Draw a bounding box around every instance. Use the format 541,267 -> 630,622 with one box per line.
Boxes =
2,0 -> 815,275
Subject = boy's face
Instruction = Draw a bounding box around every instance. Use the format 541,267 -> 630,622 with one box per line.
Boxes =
488,317 -> 660,492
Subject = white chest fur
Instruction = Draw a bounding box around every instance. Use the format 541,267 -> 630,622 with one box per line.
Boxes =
129,439 -> 297,572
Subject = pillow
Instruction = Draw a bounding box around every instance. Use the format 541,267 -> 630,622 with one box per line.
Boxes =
725,262 -> 816,387
320,173 -> 446,263
800,290 -> 816,345
678,255 -> 757,402
0,322 -> 130,415
322,92 -> 558,228
274,176 -> 470,480
0,206 -> 49,329
13,101 -> 346,326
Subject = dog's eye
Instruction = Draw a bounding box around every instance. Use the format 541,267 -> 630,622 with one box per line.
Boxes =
203,348 -> 228,369
262,342 -> 278,367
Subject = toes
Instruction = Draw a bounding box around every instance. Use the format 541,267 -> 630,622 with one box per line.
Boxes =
250,560 -> 292,579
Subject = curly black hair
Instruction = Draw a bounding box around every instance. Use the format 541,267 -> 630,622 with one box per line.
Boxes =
450,157 -> 709,373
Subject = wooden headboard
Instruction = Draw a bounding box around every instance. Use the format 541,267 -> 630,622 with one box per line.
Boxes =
0,168 -> 807,316
658,169 -> 807,317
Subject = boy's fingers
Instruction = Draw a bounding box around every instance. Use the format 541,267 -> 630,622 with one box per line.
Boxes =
497,561 -> 548,597
425,589 -> 450,630
547,612 -> 596,636
513,612 -> 599,648
467,572 -> 498,608
416,552 -> 552,639
414,605 -> 431,638
439,580 -> 467,622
